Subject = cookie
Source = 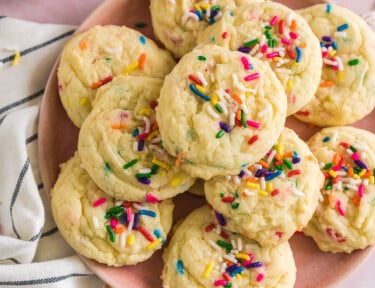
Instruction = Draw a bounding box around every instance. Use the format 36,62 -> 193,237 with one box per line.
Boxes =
57,25 -> 176,127
150,0 -> 239,58
304,126 -> 375,253
51,152 -> 174,266
162,206 -> 296,288
204,127 -> 323,247
156,45 -> 287,180
295,4 -> 375,126
78,76 -> 195,202
197,0 -> 322,115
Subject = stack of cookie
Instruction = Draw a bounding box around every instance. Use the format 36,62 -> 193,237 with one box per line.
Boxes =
50,0 -> 375,287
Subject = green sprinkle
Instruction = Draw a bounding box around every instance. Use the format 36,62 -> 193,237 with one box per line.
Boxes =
134,22 -> 146,28
106,225 -> 115,242
123,159 -> 138,169
212,5 -> 221,11
198,55 -> 207,61
220,192 -> 225,198
216,130 -> 225,138
234,192 -> 239,198
215,104 -> 223,113
150,164 -> 159,175
323,163 -> 333,170
104,162 -> 112,175
283,159 -> 293,169
350,145 -> 357,152
241,110 -> 247,128
224,283 -> 232,288
210,36 -> 216,43
264,25 -> 272,30
265,30 -> 272,39
231,202 -> 240,209
159,140 -> 164,149
325,178 -> 333,190
216,240 -> 233,253
104,57 -> 112,62
353,167 -> 361,174
348,59 -> 359,66
276,165 -> 283,171
344,186 -> 349,191
135,173 -> 152,179
243,38 -> 259,47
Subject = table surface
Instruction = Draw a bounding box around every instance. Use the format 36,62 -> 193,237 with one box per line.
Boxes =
1,0 -> 374,287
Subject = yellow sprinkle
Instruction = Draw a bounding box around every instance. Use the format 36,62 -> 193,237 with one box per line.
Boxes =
359,169 -> 366,177
12,51 -> 20,66
273,57 -> 282,63
235,253 -> 250,261
127,234 -> 134,246
338,71 -> 345,81
152,158 -> 170,170
286,79 -> 293,90
159,170 -> 167,176
353,174 -> 360,180
211,94 -> 219,105
266,182 -> 273,192
328,170 -> 337,178
329,50 -> 336,57
235,273 -> 242,280
171,176 -> 181,187
244,91 -> 252,97
246,182 -> 260,189
79,97 -> 89,106
203,261 -> 214,278
138,108 -> 151,116
123,61 -> 139,75
147,130 -> 159,141
146,238 -> 163,250
200,3 -> 211,9
194,4 -> 202,11
258,190 -> 268,196
276,141 -> 283,156
369,176 -> 374,184
195,84 -> 206,94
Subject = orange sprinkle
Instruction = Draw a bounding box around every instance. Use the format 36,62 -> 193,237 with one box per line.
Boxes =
290,19 -> 297,30
175,151 -> 184,167
114,226 -> 125,234
352,195 -> 361,207
328,193 -> 337,208
79,38 -> 88,50
258,160 -> 270,169
246,177 -> 259,183
138,53 -> 147,70
248,165 -> 255,172
236,110 -> 241,121
306,155 -> 315,161
365,170 -> 373,177
333,153 -> 340,165
111,122 -> 127,130
282,152 -> 293,158
274,153 -> 281,161
348,167 -> 354,177
232,93 -> 243,105
299,42 -> 307,48
320,80 -> 334,88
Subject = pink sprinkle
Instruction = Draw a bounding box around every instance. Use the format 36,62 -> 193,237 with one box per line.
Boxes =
270,15 -> 278,26
138,132 -> 150,140
241,56 -> 250,70
243,253 -> 254,266
110,218 -> 118,229
358,184 -> 365,198
266,51 -> 280,58
289,31 -> 299,39
146,193 -> 159,203
214,280 -> 227,287
260,44 -> 268,54
246,120 -> 261,129
351,152 -> 359,161
244,73 -> 260,82
332,165 -> 341,171
281,38 -> 291,45
336,200 -> 345,216
93,197 -> 106,207
256,273 -> 265,282
126,207 -> 132,222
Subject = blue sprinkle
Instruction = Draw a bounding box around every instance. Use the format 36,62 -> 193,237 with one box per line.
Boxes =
245,261 -> 263,268
322,36 -> 332,42
292,157 -> 301,164
230,266 -> 244,276
355,159 -> 368,170
194,10 -> 203,20
176,260 -> 184,275
238,170 -> 245,178
326,4 -> 332,13
154,229 -> 165,243
265,170 -> 282,181
121,213 -> 127,224
137,177 -> 150,185
337,23 -> 349,31
209,18 -> 216,25
219,122 -> 231,133
133,213 -> 140,229
226,263 -> 238,273
320,41 -> 324,47
189,84 -> 210,101
323,136 -> 331,142
295,46 -> 302,63
132,128 -> 139,137
238,46 -> 251,53
139,210 -> 156,217
215,210 -> 227,226
332,41 -> 338,50
139,35 -> 146,45
138,139 -> 145,151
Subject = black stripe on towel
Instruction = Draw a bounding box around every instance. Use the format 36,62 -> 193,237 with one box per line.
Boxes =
41,227 -> 59,238
0,29 -> 75,64
0,273 -> 93,286
10,159 -> 30,239
26,134 -> 38,144
0,89 -> 44,115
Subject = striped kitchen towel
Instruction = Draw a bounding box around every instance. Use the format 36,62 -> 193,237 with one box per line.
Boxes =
0,17 -> 104,288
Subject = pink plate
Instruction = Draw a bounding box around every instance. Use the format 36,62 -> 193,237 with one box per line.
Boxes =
38,0 -> 375,287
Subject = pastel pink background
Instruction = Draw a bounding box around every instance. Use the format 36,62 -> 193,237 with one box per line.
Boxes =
1,0 -> 374,287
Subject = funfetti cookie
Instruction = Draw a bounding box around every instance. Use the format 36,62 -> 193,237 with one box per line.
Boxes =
295,4 -> 375,126
57,25 -> 176,127
162,206 -> 296,288
156,45 -> 287,180
304,126 -> 375,253
51,152 -> 174,266
204,127 -> 323,247
197,0 -> 322,115
150,0 -> 243,58
78,76 -> 195,202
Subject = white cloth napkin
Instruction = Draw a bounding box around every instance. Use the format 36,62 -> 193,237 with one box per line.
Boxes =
0,17 -> 104,287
